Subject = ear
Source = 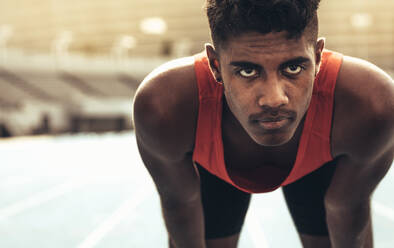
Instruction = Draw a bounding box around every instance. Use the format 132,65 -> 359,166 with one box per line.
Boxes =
205,43 -> 222,83
314,37 -> 325,75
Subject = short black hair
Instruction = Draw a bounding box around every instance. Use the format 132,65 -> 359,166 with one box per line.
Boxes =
205,0 -> 320,49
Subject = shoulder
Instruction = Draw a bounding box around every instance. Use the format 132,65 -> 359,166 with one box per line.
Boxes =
332,55 -> 394,162
133,56 -> 199,161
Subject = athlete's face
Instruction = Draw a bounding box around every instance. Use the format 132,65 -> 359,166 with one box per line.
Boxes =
207,31 -> 324,146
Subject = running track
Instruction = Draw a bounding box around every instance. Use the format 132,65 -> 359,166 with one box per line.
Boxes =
0,132 -> 393,247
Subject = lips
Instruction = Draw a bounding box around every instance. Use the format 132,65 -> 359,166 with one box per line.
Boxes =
256,117 -> 292,130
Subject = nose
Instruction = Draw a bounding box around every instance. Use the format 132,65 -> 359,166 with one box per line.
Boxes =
257,78 -> 289,109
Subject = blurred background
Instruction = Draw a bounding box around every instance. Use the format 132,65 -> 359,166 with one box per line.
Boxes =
0,0 -> 393,137
0,1 -> 393,248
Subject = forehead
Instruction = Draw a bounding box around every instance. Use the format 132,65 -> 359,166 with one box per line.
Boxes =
218,31 -> 314,63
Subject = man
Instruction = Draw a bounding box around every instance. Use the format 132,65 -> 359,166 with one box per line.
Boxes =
133,0 -> 394,247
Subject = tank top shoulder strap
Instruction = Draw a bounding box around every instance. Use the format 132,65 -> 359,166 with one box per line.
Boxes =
192,51 -> 224,174
312,49 -> 343,145
193,51 -> 220,99
314,50 -> 343,95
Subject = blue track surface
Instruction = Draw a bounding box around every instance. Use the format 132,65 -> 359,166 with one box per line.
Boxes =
0,132 -> 393,247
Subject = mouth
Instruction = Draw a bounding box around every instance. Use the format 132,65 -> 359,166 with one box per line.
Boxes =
255,117 -> 292,131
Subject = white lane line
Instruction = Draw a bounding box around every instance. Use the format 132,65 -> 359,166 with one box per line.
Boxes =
245,206 -> 270,248
0,178 -> 87,221
76,186 -> 154,248
373,201 -> 394,222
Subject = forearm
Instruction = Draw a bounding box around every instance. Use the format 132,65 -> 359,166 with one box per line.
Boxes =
161,199 -> 206,248
326,201 -> 373,248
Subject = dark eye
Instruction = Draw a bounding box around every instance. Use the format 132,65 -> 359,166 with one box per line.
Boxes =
283,65 -> 303,75
238,68 -> 258,78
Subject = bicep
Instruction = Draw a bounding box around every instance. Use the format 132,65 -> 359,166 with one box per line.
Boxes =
329,58 -> 394,206
136,139 -> 201,205
133,99 -> 200,204
132,60 -> 200,204
325,151 -> 393,209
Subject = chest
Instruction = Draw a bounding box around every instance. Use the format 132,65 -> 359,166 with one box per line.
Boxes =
221,119 -> 302,171
222,139 -> 298,172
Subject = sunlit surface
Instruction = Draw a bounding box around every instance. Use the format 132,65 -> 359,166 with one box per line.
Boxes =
0,132 -> 393,247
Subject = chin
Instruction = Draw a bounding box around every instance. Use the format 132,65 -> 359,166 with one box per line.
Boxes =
252,131 -> 295,147
254,136 -> 291,147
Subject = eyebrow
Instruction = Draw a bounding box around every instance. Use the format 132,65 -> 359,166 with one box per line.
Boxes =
229,61 -> 261,68
280,56 -> 311,67
229,56 -> 311,69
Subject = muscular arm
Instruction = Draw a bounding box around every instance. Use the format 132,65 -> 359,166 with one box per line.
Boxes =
133,57 -> 205,248
326,56 -> 394,248
325,152 -> 393,248
136,141 -> 205,248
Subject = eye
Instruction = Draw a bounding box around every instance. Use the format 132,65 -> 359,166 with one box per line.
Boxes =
238,68 -> 258,78
283,65 -> 303,75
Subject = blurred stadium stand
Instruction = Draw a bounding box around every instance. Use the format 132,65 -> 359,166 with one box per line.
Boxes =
0,51 -> 166,136
0,0 -> 393,137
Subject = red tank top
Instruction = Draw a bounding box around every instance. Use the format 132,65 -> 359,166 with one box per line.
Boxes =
192,50 -> 343,193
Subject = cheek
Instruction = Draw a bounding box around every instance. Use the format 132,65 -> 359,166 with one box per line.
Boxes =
297,78 -> 314,110
224,83 -> 240,109
284,77 -> 314,113
223,80 -> 251,116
